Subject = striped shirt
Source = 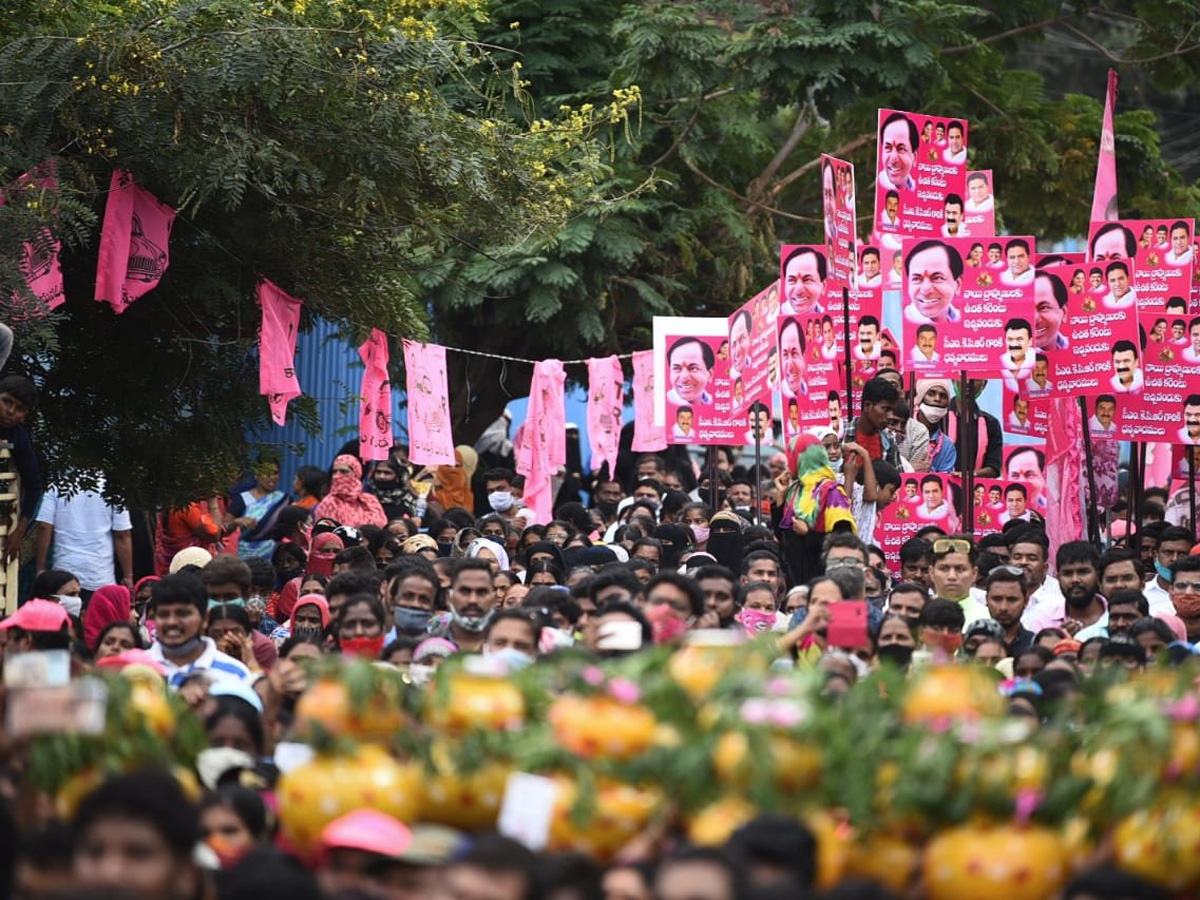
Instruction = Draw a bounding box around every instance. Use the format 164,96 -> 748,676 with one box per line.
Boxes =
148,637 -> 254,690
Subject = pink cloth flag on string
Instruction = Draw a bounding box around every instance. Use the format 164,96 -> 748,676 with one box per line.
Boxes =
94,170 -> 176,314
2,165 -> 64,313
516,359 -> 566,524
631,349 -> 666,451
358,329 -> 393,461
256,279 -> 303,426
402,340 -> 456,466
587,356 -> 624,481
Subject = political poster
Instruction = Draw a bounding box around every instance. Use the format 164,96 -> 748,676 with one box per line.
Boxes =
822,154 -> 858,290
962,170 -> 995,237
972,478 -> 1040,535
727,283 -> 778,418
777,312 -> 846,442
653,317 -> 740,445
900,235 -> 1037,379
876,473 -> 962,574
1087,219 -> 1194,313
1081,394 -> 1120,441
779,244 -> 838,317
1041,261 -> 1141,398
873,109 -> 969,255
1002,445 -> 1050,521
1104,312 -> 1200,444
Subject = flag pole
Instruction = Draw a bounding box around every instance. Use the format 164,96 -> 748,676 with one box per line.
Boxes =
1078,398 -> 1101,545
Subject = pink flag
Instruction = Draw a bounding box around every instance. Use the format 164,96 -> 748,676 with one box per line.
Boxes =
1046,69 -> 1120,560
256,279 -> 302,426
358,329 -> 393,461
2,166 -> 64,314
95,170 -> 175,313
587,356 -> 624,480
402,340 -> 456,465
1090,69 -> 1119,223
631,350 -> 666,452
516,359 -> 566,524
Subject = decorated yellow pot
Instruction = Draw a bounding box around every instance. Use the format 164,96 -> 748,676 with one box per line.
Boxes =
1113,798 -> 1200,892
548,695 -> 657,761
923,823 -> 1068,900
547,776 -> 662,861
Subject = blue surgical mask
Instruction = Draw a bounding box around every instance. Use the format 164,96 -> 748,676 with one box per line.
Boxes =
483,646 -> 533,671
1156,560 -> 1174,583
393,606 -> 432,636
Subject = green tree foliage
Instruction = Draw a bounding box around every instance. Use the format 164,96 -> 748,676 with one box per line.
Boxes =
0,0 -> 630,504
425,0 -> 1200,440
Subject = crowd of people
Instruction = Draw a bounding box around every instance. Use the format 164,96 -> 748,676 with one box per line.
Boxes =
0,376 -> 1195,900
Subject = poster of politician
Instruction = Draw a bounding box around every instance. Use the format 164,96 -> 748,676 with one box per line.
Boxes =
1088,219 -> 1194,313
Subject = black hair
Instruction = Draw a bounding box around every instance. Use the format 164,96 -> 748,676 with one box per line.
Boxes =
199,785 -> 272,841
338,592 -> 388,630
879,111 -> 919,151
201,555 -> 253,594
861,377 -> 900,407
73,769 -> 199,858
207,602 -> 253,635
1005,318 -> 1032,338
205,695 -> 266,756
332,545 -> 376,571
1055,539 -> 1099,571
30,569 -> 77,600
294,465 -> 329,499
726,814 -> 816,890
920,598 -> 966,630
644,570 -> 705,618
151,572 -> 207,616
0,375 -> 38,413
781,245 -> 828,281
1089,222 -> 1137,259
1004,238 -> 1030,256
95,619 -> 144,651
588,565 -> 642,604
325,569 -> 384,602
453,833 -> 543,900
666,336 -> 716,371
484,608 -> 542,647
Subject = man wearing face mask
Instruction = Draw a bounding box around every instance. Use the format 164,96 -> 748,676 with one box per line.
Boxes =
427,558 -> 496,652
385,566 -> 440,641
914,379 -> 956,473
1169,555 -> 1200,643
483,468 -> 520,523
146,573 -> 256,690
1144,525 -> 1193,616
481,609 -> 541,670
591,478 -> 625,528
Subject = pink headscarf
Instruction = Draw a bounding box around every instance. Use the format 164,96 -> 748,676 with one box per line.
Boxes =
275,577 -> 303,621
289,594 -> 331,632
84,584 -> 132,651
312,455 -> 387,528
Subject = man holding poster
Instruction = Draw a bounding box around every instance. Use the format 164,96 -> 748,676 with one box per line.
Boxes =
903,240 -> 962,324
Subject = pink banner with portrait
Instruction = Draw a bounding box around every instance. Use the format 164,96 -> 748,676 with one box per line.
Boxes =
876,473 -> 962,575
971,477 -> 1040,536
95,170 -> 176,314
900,235 -> 1036,379
727,284 -> 778,419
357,329 -> 393,461
402,340 -> 456,466
777,312 -> 846,443
1041,260 -> 1140,398
872,109 -> 969,257
822,154 -> 858,290
962,170 -> 996,237
256,278 -> 303,426
586,355 -> 624,480
659,331 -> 739,445
1086,219 -> 1194,312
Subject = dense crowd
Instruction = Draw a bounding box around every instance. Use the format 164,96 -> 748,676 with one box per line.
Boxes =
0,374 -> 1196,900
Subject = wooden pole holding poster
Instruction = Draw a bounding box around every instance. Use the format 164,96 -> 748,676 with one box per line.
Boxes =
1124,442 -> 1137,546
1189,447 -> 1197,540
1078,398 -> 1101,546
957,373 -> 975,532
841,286 -> 854,424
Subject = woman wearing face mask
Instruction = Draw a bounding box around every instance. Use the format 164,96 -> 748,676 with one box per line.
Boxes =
874,613 -> 918,670
270,593 -> 329,646
704,512 -> 744,572
336,593 -> 388,659
680,503 -> 714,550
467,536 -> 510,573
913,379 -> 957,473
32,568 -> 83,617
367,457 -> 418,521
312,455 -> 388,529
199,786 -> 272,871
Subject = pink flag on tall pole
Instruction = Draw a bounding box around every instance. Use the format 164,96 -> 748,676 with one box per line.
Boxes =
358,329 -> 393,461
516,359 -> 566,524
402,340 -> 456,465
587,356 -> 624,480
631,350 -> 666,452
256,279 -> 303,426
2,166 -> 64,313
1090,69 -> 1119,223
1046,69 -> 1120,559
94,170 -> 176,313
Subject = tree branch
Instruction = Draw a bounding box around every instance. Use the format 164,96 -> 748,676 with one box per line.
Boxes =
682,158 -> 820,223
748,103 -> 812,199
941,15 -> 1073,55
767,134 -> 872,200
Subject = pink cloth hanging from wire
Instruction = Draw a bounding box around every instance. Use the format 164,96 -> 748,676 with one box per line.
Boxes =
516,359 -> 566,523
403,340 -> 456,465
95,170 -> 175,313
632,350 -> 666,452
358,329 -> 393,461
587,356 -> 624,481
257,279 -> 303,426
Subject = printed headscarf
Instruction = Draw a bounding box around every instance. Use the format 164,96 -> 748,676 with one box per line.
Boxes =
313,454 -> 388,528
782,434 -> 856,533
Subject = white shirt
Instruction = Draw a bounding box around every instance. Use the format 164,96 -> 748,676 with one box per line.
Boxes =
965,196 -> 993,213
148,637 -> 255,691
1088,415 -> 1117,434
1143,579 -> 1176,617
1021,577 -> 1064,631
943,148 -> 967,165
1001,268 -> 1035,286
860,273 -> 882,288
1109,369 -> 1144,394
35,487 -> 132,590
1167,248 -> 1193,266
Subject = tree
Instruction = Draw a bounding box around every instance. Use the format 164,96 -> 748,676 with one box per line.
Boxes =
424,0 -> 1200,442
0,0 -> 632,505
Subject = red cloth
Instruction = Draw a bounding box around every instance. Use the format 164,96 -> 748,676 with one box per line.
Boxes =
274,577 -> 303,621
312,455 -> 387,528
83,584 -> 132,652
857,430 -> 882,461
289,595 -> 331,632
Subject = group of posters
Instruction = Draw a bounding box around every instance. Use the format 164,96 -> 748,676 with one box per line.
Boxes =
649,105 -> 1200,553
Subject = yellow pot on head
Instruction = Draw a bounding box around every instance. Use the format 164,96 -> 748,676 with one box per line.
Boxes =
547,776 -> 662,861
1113,799 -> 1200,892
923,823 -> 1068,900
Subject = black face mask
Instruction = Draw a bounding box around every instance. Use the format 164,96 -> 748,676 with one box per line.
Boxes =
596,500 -> 619,517
876,644 -> 914,669
436,541 -> 454,558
